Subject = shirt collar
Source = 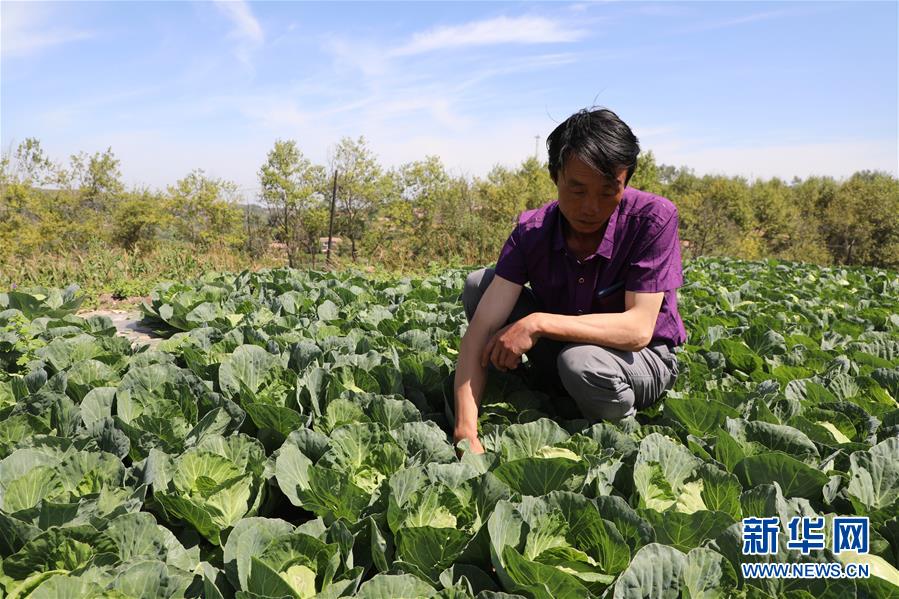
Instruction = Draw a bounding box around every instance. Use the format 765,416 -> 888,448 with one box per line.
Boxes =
551,195 -> 623,260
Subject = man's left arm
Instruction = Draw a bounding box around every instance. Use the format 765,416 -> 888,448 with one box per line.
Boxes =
484,292 -> 663,370
484,205 -> 682,365
524,291 -> 664,352
528,207 -> 681,353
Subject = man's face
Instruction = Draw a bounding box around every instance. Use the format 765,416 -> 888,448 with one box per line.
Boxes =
555,155 -> 628,236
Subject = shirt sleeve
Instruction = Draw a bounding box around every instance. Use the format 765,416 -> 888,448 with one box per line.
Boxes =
494,221 -> 529,285
625,208 -> 684,293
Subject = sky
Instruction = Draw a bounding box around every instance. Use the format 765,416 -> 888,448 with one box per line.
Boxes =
2,0 -> 897,196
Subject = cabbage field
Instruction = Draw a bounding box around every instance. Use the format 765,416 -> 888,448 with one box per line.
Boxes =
0,257 -> 897,598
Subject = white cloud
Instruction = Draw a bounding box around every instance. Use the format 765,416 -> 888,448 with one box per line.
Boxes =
391,16 -> 586,56
1,3 -> 94,58
214,0 -> 263,43
673,8 -> 799,35
213,0 -> 263,67
323,38 -> 391,78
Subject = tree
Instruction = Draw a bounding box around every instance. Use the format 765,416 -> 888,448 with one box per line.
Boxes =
259,139 -> 326,267
398,156 -> 450,258
168,170 -> 242,249
331,136 -> 387,261
629,150 -> 664,194
518,157 -> 557,210
675,175 -> 757,258
751,178 -> 798,255
820,171 -> 899,267
300,207 -> 330,268
12,138 -> 56,186
68,147 -> 125,211
0,143 -> 44,255
111,188 -> 171,251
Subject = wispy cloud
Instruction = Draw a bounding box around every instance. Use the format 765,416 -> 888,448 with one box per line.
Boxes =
637,4 -> 692,18
391,16 -> 586,56
213,0 -> 264,66
1,3 -> 94,58
673,9 -> 797,35
214,0 -> 263,43
311,13 -> 587,140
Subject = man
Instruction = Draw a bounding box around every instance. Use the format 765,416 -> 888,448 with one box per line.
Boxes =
454,107 -> 687,454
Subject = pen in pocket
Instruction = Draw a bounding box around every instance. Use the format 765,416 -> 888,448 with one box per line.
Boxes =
595,281 -> 625,299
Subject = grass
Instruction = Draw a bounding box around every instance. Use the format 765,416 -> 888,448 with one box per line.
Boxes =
0,241 -> 476,310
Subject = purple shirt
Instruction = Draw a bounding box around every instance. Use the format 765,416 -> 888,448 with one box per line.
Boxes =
494,188 -> 688,348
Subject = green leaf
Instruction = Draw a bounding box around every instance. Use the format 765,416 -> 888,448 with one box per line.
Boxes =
698,464 -> 743,520
223,517 -> 295,590
396,526 -> 471,582
641,509 -> 734,552
499,419 -> 571,461
664,397 -> 739,437
612,543 -> 686,599
734,452 -> 829,500
710,339 -> 763,373
682,547 -> 738,598
713,427 -> 745,473
317,300 -> 340,321
502,545 -> 591,599
847,437 -> 899,513
493,457 -> 586,497
247,556 -> 301,598
355,573 -> 436,599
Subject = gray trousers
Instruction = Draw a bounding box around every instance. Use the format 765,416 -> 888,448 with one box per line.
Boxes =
462,267 -> 679,421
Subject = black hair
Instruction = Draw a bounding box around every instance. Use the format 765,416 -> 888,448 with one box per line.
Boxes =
546,107 -> 640,186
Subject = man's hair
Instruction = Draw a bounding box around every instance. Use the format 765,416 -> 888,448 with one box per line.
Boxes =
546,107 -> 640,186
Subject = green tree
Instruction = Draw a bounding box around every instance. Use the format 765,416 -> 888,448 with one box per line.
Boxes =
820,171 -> 899,267
300,206 -> 330,268
331,136 -> 387,261
629,150 -> 664,194
0,145 -> 42,256
399,156 -> 450,258
111,188 -> 171,251
168,170 -> 243,249
68,147 -> 125,212
259,139 -> 326,267
11,138 -> 57,186
676,175 -> 758,258
750,178 -> 798,255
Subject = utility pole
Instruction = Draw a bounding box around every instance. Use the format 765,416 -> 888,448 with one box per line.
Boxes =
326,169 -> 337,267
244,194 -> 251,254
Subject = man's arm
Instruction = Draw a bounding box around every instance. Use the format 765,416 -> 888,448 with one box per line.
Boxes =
532,290 -> 665,351
453,275 -> 522,452
486,291 -> 665,366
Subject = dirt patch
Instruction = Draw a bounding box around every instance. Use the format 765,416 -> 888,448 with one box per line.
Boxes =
93,294 -> 151,311
78,308 -> 164,349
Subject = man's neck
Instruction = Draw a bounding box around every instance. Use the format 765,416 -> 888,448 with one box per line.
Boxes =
562,215 -> 607,248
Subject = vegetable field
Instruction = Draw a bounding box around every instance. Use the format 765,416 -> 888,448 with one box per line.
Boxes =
1,257 -> 897,598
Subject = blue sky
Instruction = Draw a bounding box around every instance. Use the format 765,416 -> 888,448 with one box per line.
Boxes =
2,1 -> 896,194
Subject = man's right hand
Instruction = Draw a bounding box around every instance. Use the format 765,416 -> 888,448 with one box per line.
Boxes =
453,430 -> 485,455
454,273 -> 522,458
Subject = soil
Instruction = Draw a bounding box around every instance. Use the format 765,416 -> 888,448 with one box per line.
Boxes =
77,306 -> 164,349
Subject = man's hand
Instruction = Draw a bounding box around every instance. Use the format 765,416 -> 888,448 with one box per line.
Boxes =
453,429 -> 485,455
480,314 -> 541,371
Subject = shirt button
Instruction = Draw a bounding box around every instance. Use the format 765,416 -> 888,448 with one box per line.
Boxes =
577,309 -> 583,314
578,277 -> 585,284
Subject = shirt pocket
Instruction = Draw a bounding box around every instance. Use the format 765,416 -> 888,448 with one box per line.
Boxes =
592,280 -> 626,313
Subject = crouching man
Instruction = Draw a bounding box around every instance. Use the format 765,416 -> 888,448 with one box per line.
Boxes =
454,107 -> 687,454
